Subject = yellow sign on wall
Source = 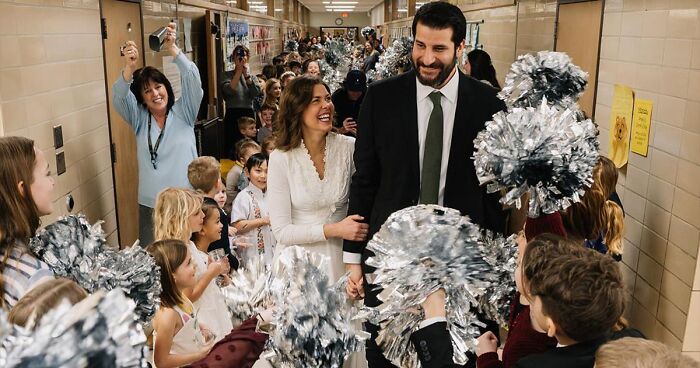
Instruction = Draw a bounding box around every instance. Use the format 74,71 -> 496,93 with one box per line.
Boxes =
630,99 -> 653,157
608,85 -> 634,168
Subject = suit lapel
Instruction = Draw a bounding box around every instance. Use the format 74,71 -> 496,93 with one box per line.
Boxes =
402,71 -> 420,188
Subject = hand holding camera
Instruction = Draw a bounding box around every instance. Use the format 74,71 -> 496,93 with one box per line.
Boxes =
120,41 -> 139,82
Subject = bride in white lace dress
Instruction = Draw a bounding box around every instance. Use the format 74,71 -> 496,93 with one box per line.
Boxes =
267,75 -> 368,368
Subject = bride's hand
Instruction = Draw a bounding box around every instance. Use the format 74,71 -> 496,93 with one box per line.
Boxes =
326,215 -> 369,241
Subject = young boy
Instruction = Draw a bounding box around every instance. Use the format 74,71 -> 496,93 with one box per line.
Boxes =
238,116 -> 258,142
414,235 -> 626,368
515,236 -> 625,368
188,156 -> 238,270
257,104 -> 277,143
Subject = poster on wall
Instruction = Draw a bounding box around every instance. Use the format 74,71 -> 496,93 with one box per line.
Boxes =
607,84 -> 634,168
225,17 -> 249,71
630,99 -> 653,157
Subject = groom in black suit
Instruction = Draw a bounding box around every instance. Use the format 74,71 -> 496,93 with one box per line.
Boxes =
343,2 -> 512,367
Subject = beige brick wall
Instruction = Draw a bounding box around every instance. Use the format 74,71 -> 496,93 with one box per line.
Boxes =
594,0 -> 700,355
0,0 -> 118,246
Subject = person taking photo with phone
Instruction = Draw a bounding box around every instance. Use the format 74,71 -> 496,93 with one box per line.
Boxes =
331,70 -> 367,137
221,45 -> 262,159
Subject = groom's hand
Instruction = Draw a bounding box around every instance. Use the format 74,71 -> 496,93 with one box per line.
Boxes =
346,263 -> 365,300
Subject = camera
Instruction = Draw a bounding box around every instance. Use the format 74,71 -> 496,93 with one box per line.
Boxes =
236,47 -> 246,60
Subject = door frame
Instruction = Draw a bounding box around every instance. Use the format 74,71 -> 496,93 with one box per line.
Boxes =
554,0 -> 605,118
99,0 -> 145,247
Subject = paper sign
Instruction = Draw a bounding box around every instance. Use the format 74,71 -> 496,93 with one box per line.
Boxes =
630,99 -> 653,157
607,84 -> 634,168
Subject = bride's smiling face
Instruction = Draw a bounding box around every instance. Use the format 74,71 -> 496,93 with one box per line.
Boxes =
302,83 -> 334,134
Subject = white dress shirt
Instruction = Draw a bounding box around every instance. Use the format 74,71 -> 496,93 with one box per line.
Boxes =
415,69 -> 460,206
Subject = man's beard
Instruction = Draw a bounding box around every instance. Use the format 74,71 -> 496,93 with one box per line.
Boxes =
413,54 -> 456,88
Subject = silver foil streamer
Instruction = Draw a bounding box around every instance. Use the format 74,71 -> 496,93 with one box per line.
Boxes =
221,254 -> 271,327
366,37 -> 413,81
29,215 -> 162,323
319,38 -> 355,93
0,288 -> 148,367
473,100 -> 600,217
363,205 -> 517,367
361,26 -> 375,39
498,51 -> 588,110
284,39 -> 298,52
263,246 -> 367,368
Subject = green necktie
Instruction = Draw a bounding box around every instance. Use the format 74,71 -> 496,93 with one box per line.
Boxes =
420,91 -> 443,204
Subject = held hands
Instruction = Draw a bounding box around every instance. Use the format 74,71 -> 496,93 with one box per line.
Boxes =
334,214 -> 369,241
476,331 -> 499,357
345,263 -> 365,300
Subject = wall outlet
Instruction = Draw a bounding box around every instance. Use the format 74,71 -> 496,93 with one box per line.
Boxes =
53,125 -> 63,149
56,151 -> 66,176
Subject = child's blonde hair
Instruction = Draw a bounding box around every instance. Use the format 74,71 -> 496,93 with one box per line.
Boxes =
595,337 -> 700,368
237,116 -> 256,131
154,188 -> 203,242
8,278 -> 88,328
191,201 -> 220,243
187,156 -> 221,194
562,158 -> 624,256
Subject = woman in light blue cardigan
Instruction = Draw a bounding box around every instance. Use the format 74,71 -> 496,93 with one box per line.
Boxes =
113,22 -> 203,246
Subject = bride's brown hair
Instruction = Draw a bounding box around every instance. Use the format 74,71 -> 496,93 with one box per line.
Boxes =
274,75 -> 331,151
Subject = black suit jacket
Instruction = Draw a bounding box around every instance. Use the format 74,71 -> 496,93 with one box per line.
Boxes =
410,322 -> 645,368
343,69 -> 509,301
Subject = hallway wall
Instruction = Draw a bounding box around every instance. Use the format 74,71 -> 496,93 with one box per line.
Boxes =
0,0 -> 118,245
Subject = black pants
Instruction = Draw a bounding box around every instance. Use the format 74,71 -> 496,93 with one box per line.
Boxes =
224,107 -> 255,160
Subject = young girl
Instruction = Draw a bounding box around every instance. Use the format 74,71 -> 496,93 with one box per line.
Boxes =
562,157 -> 624,259
147,239 -> 269,368
153,188 -> 231,340
225,139 -> 262,212
231,153 -> 276,266
0,136 -> 56,308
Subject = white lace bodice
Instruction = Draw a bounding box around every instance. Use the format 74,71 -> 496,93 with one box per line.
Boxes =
267,132 -> 355,247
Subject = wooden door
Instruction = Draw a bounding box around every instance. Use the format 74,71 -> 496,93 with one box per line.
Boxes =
554,0 -> 604,117
101,0 -> 143,248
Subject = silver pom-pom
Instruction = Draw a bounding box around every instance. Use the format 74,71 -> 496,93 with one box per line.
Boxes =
0,288 -> 147,367
473,100 -> 599,217
264,246 -> 368,368
498,51 -> 588,110
29,215 -> 162,323
364,205 -> 516,367
367,37 -> 413,81
475,231 -> 518,327
284,39 -> 298,52
361,26 -> 375,39
221,255 -> 270,327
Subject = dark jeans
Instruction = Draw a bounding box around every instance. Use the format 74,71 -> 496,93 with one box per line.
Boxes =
138,204 -> 154,247
224,107 -> 255,160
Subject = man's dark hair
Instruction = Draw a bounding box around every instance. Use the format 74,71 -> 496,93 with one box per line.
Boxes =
412,1 -> 466,48
288,60 -> 302,69
272,56 -> 285,65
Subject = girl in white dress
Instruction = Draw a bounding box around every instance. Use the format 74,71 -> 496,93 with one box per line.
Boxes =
153,188 -> 231,341
267,75 -> 369,368
147,239 -> 270,368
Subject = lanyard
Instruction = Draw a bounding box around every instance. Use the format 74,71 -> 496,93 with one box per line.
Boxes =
147,114 -> 166,170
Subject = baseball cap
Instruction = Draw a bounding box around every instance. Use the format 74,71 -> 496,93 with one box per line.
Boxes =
344,70 -> 367,92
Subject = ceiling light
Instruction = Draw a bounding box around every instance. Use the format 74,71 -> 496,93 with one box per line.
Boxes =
397,8 -> 407,11
331,1 -> 358,3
